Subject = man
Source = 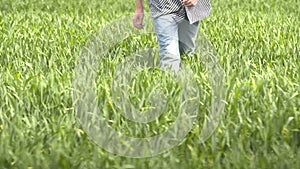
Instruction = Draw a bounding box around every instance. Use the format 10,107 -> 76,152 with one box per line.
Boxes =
133,0 -> 211,72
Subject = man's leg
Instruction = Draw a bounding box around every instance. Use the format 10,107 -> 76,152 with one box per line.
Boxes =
153,15 -> 180,72
178,20 -> 200,56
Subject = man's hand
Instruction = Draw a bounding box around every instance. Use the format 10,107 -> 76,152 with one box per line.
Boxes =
133,0 -> 144,29
182,0 -> 198,7
132,11 -> 144,29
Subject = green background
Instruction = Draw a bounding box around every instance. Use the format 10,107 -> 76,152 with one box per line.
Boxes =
0,0 -> 299,168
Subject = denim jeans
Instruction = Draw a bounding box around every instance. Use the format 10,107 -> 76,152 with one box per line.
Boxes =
153,14 -> 199,72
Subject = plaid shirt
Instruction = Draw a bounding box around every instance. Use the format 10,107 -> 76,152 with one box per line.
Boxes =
148,0 -> 210,24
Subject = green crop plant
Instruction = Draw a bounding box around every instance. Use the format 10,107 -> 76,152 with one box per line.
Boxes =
0,0 -> 299,168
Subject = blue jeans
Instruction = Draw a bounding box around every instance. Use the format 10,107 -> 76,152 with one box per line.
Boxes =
153,15 -> 199,72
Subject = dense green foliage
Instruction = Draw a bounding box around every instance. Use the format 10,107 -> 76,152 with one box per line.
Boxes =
0,0 -> 299,168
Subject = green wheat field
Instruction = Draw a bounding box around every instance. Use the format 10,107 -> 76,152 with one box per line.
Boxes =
0,0 -> 299,168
